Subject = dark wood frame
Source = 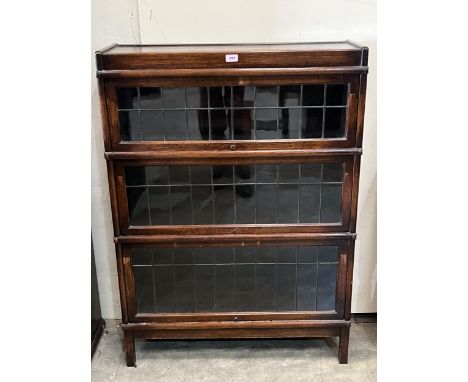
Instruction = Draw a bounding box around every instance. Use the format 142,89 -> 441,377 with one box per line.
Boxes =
96,42 -> 368,366
112,154 -> 355,235
104,75 -> 360,152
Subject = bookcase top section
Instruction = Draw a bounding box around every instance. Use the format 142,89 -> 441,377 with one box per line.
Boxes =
96,42 -> 368,73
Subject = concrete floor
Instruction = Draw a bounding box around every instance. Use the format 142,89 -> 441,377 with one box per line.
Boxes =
92,320 -> 376,381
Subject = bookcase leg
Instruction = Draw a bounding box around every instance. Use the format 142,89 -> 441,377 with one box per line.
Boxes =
124,331 -> 136,367
338,327 -> 350,364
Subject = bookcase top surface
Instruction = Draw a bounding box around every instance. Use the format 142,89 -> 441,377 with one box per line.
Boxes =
100,41 -> 362,55
96,41 -> 368,73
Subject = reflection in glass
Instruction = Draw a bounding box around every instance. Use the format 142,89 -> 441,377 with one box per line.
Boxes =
127,187 -> 149,225
132,245 -> 339,314
117,88 -> 138,109
162,88 -> 185,108
326,85 -> 347,106
302,108 -> 323,138
255,109 -> 277,139
164,110 -> 187,140
303,85 -> 324,106
324,108 -> 346,138
119,110 -> 140,141
117,84 -> 348,141
125,164 -> 344,226
140,110 -> 164,140
139,88 -> 162,109
279,85 -> 300,107
256,86 -> 278,107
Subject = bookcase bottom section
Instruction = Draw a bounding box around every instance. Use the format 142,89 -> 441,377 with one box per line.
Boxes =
121,319 -> 351,366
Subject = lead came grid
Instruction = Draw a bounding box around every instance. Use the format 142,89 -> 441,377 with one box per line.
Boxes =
131,245 -> 339,314
125,163 -> 343,226
117,85 -> 348,141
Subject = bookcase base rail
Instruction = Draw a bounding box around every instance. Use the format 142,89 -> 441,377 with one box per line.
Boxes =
122,320 -> 351,366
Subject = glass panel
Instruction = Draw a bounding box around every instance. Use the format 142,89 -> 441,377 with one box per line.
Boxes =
279,85 -> 300,107
255,109 -> 277,139
302,85 -> 324,106
125,167 -> 146,186
235,165 -> 255,183
323,163 -> 343,182
277,184 -> 299,223
324,108 -> 346,138
256,86 -> 278,107
164,110 -> 187,140
215,248 -> 235,264
210,110 -> 229,139
279,108 -> 301,139
190,166 -> 211,184
297,263 -> 317,310
235,184 -> 255,224
214,265 -> 236,311
299,184 -> 320,223
124,163 -> 344,226
187,110 -> 209,140
236,264 -> 256,310
192,186 -> 213,224
170,186 -> 192,224
214,186 -> 235,224
302,108 -> 323,138
116,84 -> 349,141
169,166 -> 190,184
278,164 -> 299,183
146,166 -> 169,185
139,88 -> 162,109
132,248 -> 152,265
148,186 -> 171,225
117,88 -> 138,109
131,244 -> 340,314
140,111 -> 164,140
195,265 -> 215,312
276,264 -> 296,311
256,164 -> 277,183
326,85 -> 348,106
119,110 -> 140,141
127,187 -> 149,225
153,248 -> 173,265
256,184 -> 277,223
317,263 -> 338,311
186,87 -> 208,108
256,264 -> 276,311
321,184 -> 342,223
162,88 -> 185,108
233,109 -> 253,140
133,266 -> 154,313
233,86 -> 254,107
174,266 -> 196,312
154,265 -> 175,312
235,247 -> 256,263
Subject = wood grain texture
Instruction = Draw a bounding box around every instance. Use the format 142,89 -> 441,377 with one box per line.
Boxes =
97,42 -> 369,365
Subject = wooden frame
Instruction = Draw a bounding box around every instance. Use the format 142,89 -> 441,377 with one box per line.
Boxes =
104,75 -> 360,152
97,42 -> 368,367
111,154 -> 355,235
122,238 -> 350,321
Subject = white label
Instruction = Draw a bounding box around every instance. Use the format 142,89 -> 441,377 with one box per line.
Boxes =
225,54 -> 238,63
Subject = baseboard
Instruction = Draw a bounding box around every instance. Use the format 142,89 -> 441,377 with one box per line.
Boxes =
351,313 -> 377,323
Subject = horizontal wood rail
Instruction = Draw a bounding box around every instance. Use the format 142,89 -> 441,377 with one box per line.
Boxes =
97,66 -> 368,79
115,232 -> 355,245
105,148 -> 362,161
123,319 -> 351,331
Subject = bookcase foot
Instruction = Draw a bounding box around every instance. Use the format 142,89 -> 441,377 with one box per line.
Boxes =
124,332 -> 136,367
338,327 -> 350,364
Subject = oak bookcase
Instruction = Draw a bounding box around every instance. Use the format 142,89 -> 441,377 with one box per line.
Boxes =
96,41 -> 368,366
